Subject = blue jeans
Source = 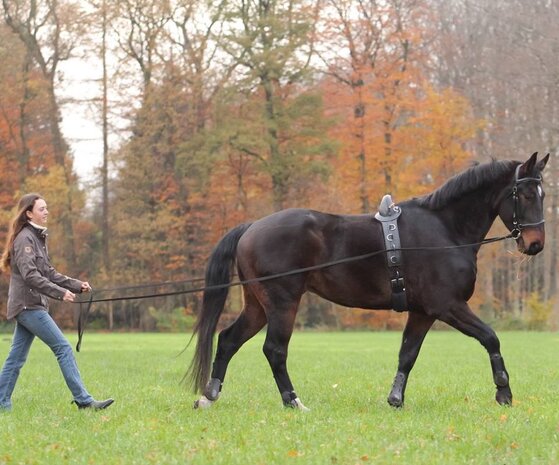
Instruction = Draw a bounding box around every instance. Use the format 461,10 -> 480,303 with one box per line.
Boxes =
0,309 -> 93,410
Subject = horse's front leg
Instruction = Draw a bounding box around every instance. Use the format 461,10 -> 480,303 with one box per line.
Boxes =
441,302 -> 512,406
388,312 -> 435,408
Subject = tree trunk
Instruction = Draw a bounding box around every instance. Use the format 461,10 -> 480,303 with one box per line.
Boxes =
263,78 -> 285,211
546,153 -> 558,299
46,79 -> 77,271
101,0 -> 113,329
354,78 -> 369,213
17,51 -> 32,185
383,124 -> 393,194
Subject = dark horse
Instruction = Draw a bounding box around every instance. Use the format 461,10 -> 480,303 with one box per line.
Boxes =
188,152 -> 549,410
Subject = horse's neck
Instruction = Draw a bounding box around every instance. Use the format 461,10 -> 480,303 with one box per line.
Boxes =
442,189 -> 501,243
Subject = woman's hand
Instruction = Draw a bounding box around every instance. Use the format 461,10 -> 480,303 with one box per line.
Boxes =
63,290 -> 76,302
81,282 -> 92,293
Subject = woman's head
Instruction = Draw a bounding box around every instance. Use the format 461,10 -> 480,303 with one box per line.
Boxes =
20,194 -> 48,227
1,193 -> 45,272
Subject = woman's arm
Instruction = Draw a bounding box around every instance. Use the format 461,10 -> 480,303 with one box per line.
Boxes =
46,265 -> 83,293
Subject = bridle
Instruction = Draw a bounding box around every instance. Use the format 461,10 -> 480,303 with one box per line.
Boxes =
510,164 -> 545,239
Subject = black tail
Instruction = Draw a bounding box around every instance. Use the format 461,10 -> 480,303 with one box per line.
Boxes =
186,222 -> 252,393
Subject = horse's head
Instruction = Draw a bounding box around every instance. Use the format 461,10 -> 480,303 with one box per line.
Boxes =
498,152 -> 550,255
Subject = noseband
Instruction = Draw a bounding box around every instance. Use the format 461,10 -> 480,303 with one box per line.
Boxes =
510,164 -> 545,239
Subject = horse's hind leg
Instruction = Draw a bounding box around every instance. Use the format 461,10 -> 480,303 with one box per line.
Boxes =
194,291 -> 267,409
262,295 -> 309,411
440,302 -> 512,406
388,312 -> 435,408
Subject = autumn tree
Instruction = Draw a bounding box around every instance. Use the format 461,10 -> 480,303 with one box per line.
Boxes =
0,26 -> 29,318
87,0 -> 116,280
2,0 -> 89,272
0,22 -> 89,323
0,26 -> 30,202
317,0 -> 434,212
394,85 -> 482,197
103,1 -> 236,325
216,0 -> 335,211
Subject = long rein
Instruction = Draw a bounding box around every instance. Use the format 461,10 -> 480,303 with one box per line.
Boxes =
73,232 -> 516,351
74,167 -> 545,351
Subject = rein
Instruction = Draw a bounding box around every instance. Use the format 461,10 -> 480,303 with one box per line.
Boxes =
74,162 -> 547,351
73,232 -> 515,351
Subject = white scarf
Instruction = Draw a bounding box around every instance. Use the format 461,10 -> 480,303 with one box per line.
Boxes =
28,221 -> 47,233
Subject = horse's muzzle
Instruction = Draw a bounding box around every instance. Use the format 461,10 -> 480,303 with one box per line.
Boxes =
518,228 -> 545,255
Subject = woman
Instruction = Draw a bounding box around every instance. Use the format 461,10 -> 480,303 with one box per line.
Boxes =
0,193 -> 113,411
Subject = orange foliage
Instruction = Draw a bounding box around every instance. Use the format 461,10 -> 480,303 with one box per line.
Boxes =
338,308 -> 406,331
204,151 -> 271,245
321,68 -> 482,211
395,85 -> 485,198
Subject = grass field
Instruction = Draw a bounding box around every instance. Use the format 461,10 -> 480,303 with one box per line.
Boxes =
0,330 -> 557,465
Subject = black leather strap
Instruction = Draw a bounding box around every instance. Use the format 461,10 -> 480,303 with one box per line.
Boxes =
76,291 -> 93,352
375,200 -> 407,312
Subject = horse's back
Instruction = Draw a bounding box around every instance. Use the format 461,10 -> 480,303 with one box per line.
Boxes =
238,208 -> 381,264
237,209 -> 338,272
240,208 -> 327,237
236,208 -> 392,307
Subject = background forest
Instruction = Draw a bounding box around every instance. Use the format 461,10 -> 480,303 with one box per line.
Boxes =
0,0 -> 557,332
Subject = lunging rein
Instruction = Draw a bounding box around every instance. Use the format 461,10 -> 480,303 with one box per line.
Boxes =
74,230 -> 516,351
75,161 -> 542,348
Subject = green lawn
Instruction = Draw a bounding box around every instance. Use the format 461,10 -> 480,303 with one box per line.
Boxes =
0,331 -> 557,465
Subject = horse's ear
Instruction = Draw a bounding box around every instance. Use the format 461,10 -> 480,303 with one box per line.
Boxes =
536,153 -> 550,171
518,152 -> 538,177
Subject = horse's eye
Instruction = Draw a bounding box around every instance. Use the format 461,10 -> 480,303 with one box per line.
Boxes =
521,192 -> 535,201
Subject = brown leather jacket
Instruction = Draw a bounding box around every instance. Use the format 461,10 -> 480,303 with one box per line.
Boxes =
7,224 -> 82,320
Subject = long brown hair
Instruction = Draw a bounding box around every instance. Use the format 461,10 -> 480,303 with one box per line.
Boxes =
0,193 -> 44,273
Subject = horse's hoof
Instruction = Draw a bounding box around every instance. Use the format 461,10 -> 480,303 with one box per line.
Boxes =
496,387 -> 513,406
387,394 -> 404,408
193,395 -> 214,410
285,398 -> 310,412
294,398 -> 310,412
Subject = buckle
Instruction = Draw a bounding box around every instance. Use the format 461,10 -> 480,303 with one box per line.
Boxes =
391,277 -> 405,293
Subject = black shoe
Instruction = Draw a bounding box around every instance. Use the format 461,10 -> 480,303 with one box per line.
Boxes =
75,398 -> 114,410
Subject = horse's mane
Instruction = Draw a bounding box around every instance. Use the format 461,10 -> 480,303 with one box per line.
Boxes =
418,159 -> 519,210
